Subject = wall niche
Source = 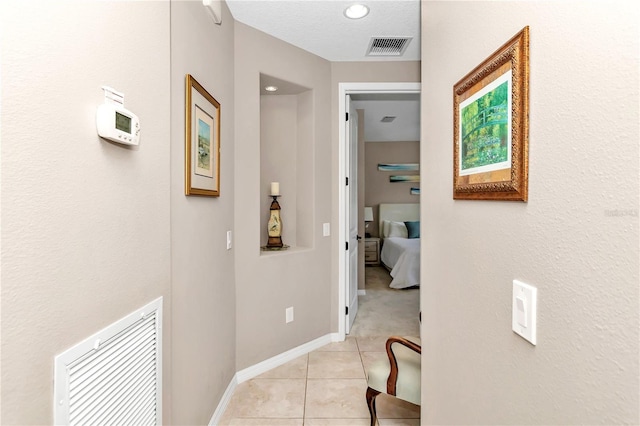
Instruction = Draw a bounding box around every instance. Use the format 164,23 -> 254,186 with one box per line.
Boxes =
260,74 -> 313,251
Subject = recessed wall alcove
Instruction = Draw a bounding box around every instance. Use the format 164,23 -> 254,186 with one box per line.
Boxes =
260,74 -> 313,251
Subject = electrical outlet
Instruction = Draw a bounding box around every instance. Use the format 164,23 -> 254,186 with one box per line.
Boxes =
286,307 -> 294,323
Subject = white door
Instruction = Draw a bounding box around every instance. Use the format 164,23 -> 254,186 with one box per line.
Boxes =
346,96 -> 359,333
338,82 -> 420,337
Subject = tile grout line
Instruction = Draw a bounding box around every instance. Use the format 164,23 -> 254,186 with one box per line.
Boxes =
302,352 -> 310,425
355,336 -> 369,380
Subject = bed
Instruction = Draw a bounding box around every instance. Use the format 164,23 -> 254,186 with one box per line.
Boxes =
378,203 -> 420,289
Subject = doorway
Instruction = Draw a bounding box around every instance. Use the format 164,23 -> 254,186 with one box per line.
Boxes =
338,82 -> 421,339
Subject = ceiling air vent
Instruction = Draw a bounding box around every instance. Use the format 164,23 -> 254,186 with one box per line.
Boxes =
381,116 -> 396,123
366,37 -> 412,57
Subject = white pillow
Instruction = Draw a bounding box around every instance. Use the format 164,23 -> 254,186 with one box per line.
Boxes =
381,220 -> 391,238
387,221 -> 408,238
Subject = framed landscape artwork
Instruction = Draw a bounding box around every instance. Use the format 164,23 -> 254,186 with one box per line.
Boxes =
185,74 -> 221,196
453,26 -> 529,201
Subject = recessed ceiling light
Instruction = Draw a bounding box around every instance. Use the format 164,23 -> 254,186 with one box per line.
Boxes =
265,86 -> 278,92
344,4 -> 369,19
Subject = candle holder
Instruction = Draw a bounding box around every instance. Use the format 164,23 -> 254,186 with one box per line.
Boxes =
266,195 -> 284,249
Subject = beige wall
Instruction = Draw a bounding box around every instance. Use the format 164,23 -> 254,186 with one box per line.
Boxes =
234,23 -> 333,369
330,61 -> 421,329
364,141 -> 420,237
170,1 -> 236,424
421,1 -> 639,424
0,2 -> 172,423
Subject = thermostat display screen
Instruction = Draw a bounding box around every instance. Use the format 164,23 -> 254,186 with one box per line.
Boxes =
115,111 -> 131,134
96,90 -> 139,146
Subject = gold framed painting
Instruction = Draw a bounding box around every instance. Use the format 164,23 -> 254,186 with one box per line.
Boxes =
453,26 -> 529,201
185,74 -> 221,196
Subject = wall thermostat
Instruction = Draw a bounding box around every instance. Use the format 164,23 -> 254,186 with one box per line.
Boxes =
96,86 -> 140,146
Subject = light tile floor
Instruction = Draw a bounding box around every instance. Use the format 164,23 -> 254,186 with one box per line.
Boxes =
220,267 -> 420,425
219,336 -> 420,425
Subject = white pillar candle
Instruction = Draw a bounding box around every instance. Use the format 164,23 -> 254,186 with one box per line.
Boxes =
270,182 -> 280,196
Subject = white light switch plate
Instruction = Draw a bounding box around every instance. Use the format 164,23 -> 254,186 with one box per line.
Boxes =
512,280 -> 537,345
226,230 -> 232,250
286,307 -> 294,323
323,223 -> 330,236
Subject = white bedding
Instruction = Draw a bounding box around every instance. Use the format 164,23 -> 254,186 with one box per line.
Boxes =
380,237 -> 420,289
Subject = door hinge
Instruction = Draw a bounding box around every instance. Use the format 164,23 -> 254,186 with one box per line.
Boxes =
345,241 -> 349,250
345,306 -> 349,315
345,177 -> 349,186
346,112 -> 349,121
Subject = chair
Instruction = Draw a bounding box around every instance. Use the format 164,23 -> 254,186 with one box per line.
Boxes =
365,336 -> 421,426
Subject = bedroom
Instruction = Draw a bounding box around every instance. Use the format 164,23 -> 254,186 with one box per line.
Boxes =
350,93 -> 421,335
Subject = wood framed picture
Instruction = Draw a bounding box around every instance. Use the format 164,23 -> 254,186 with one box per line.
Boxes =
185,74 -> 221,196
453,26 -> 529,201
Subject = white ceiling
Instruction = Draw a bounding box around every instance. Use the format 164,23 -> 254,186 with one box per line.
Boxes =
352,94 -> 420,142
226,0 -> 421,62
229,0 -> 421,142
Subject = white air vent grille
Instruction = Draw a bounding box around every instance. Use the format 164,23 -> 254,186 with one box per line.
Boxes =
55,297 -> 163,426
366,37 -> 412,56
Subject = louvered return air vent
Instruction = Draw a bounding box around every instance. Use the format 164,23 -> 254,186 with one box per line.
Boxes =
381,116 -> 396,123
55,297 -> 163,426
366,37 -> 412,57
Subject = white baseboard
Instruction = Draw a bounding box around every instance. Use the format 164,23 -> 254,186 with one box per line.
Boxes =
209,332 -> 343,424
236,333 -> 337,383
208,373 -> 238,425
358,289 -> 366,296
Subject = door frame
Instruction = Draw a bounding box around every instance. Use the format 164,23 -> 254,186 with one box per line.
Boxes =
346,96 -> 359,334
337,82 -> 421,339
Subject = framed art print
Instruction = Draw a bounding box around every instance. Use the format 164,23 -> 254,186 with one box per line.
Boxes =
185,74 -> 221,196
453,26 -> 529,201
